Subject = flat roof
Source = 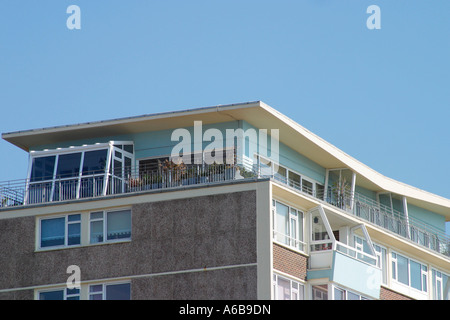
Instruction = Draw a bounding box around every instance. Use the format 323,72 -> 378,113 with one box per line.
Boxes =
3,101 -> 450,219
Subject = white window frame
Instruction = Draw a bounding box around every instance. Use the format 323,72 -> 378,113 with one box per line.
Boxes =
272,199 -> 305,252
36,281 -> 130,300
311,284 -> 329,300
331,284 -> 371,300
255,154 -> 324,200
38,213 -> 81,250
272,273 -> 304,300
88,281 -> 131,300
373,243 -> 388,285
88,208 -> 132,244
391,251 -> 428,296
432,268 -> 449,300
26,141 -> 135,204
37,287 -> 81,300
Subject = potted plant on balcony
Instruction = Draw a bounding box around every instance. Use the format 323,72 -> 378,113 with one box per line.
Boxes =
182,167 -> 199,186
332,176 -> 351,210
208,161 -> 225,182
150,174 -> 163,189
236,166 -> 256,179
160,159 -> 186,187
198,166 -> 208,183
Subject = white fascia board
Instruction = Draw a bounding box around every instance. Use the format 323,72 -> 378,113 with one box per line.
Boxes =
258,102 -> 450,214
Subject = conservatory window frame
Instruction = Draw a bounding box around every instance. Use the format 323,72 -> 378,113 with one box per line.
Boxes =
25,141 -> 134,204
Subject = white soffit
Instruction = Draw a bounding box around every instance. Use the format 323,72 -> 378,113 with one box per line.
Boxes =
2,101 -> 450,218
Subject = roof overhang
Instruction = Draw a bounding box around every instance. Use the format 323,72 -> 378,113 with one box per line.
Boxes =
3,101 -> 450,219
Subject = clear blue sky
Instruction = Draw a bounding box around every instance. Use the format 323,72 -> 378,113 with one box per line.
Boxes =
0,1 -> 449,232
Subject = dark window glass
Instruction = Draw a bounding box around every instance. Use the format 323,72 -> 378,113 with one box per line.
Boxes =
68,223 -> 81,246
107,210 -> 131,240
30,156 -> 56,182
123,144 -> 133,154
40,217 -> 65,247
56,153 -> 82,178
114,160 -> 122,177
139,157 -> 169,175
39,290 -> 64,300
82,150 -> 107,175
106,283 -> 131,300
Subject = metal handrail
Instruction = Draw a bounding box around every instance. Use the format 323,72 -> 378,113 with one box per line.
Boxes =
0,163 -> 242,208
273,230 -> 307,251
259,167 -> 450,258
334,241 -> 378,267
1,161 -> 449,257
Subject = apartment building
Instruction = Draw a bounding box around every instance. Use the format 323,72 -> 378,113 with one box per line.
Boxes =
0,101 -> 448,300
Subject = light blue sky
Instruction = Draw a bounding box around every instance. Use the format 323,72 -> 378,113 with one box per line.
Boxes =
0,1 -> 449,232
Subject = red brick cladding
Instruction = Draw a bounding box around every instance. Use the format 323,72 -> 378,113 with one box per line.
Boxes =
273,243 -> 307,280
380,286 -> 413,300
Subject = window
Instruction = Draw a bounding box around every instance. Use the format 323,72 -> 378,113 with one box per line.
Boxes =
255,155 -> 324,200
432,269 -> 449,300
391,252 -> 428,292
274,166 -> 287,184
30,156 -> 56,182
312,285 -> 328,300
38,283 -> 130,300
39,288 -> 80,300
288,171 -> 301,190
272,200 -> 304,251
89,283 -> 131,300
301,178 -> 313,195
352,234 -> 378,266
38,209 -> 131,249
373,244 -> 387,285
90,209 -> 131,244
273,274 -> 304,300
310,208 -> 333,251
332,286 -> 371,300
26,141 -> 134,204
334,287 -> 345,300
40,214 -> 81,248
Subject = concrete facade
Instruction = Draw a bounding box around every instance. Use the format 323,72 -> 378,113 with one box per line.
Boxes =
0,190 -> 258,300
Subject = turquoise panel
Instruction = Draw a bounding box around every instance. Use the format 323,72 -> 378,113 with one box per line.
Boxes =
242,121 -> 326,183
407,203 -> 446,233
332,251 -> 381,299
307,268 -> 333,281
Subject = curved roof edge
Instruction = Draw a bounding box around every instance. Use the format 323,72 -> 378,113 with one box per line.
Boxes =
2,100 -> 450,219
258,101 -> 450,220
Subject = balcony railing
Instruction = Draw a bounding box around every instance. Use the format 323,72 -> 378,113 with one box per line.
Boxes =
0,163 -> 241,208
268,171 -> 450,258
1,161 -> 449,257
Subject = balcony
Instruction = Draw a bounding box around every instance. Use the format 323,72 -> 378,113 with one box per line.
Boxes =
1,156 -> 449,258
260,165 -> 450,258
328,188 -> 450,258
0,162 -> 244,208
307,206 -> 382,299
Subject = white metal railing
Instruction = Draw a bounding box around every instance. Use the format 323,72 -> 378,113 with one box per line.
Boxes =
259,165 -> 450,258
1,159 -> 449,258
273,230 -> 307,252
309,240 -> 378,267
334,241 -> 378,267
346,190 -> 449,257
0,163 -> 241,208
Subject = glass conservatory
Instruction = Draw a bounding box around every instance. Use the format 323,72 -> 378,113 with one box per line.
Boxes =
25,141 -> 134,204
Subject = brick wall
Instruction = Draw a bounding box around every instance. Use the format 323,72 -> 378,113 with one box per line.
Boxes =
380,286 -> 413,300
273,243 -> 307,281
